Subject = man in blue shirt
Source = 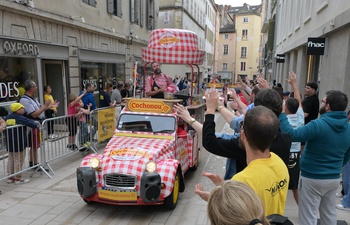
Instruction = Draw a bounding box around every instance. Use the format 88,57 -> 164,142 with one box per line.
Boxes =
80,83 -> 97,145
81,83 -> 96,110
279,88 -> 350,225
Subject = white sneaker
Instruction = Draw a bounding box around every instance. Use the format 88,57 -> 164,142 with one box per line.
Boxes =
14,179 -> 30,185
336,192 -> 343,198
49,134 -> 58,139
336,203 -> 350,211
6,178 -> 14,184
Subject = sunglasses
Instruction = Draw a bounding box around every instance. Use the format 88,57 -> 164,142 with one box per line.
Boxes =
239,121 -> 244,130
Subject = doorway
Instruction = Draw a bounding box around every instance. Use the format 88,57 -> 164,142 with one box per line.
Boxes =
42,60 -> 66,116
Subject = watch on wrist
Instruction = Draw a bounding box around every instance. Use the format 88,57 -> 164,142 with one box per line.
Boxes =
217,106 -> 225,112
189,118 -> 196,126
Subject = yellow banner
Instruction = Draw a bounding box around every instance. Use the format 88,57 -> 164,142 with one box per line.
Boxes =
99,189 -> 137,201
207,83 -> 223,88
97,108 -> 115,142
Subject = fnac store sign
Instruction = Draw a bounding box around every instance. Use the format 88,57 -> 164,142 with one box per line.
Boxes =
128,99 -> 171,113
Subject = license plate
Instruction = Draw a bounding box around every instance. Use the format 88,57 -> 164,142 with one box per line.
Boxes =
99,189 -> 137,201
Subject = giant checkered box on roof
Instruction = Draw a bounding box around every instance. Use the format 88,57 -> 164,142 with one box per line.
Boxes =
142,29 -> 205,64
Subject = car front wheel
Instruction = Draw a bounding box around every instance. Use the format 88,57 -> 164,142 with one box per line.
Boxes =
164,170 -> 180,209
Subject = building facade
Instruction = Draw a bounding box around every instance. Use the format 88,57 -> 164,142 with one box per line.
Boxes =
157,0 -> 218,84
273,0 -> 350,99
0,0 -> 157,114
213,5 -> 222,76
228,4 -> 262,81
218,24 -> 236,82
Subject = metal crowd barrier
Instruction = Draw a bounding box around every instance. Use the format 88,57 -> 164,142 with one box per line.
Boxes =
41,105 -> 120,175
0,106 -> 118,181
87,106 -> 118,151
41,114 -> 100,177
0,122 -> 49,181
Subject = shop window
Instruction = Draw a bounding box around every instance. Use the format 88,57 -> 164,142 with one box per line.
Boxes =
80,62 -> 125,107
82,0 -> 96,7
0,57 -> 37,103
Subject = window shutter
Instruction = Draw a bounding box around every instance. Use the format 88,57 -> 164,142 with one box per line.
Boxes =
153,2 -> 157,29
89,0 -> 97,6
116,0 -> 122,17
130,0 -> 135,23
267,19 -> 275,51
146,0 -> 151,29
107,0 -> 113,14
140,0 -> 144,27
134,0 -> 139,24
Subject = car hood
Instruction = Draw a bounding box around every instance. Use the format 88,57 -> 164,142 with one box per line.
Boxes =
103,136 -> 174,163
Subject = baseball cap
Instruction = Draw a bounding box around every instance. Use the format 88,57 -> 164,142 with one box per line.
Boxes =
283,91 -> 290,96
10,103 -> 24,112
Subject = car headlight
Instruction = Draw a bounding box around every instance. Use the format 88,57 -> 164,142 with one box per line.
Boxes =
89,157 -> 100,169
146,161 -> 157,173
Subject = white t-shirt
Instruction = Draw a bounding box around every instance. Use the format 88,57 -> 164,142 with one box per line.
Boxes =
20,94 -> 45,120
286,107 -> 304,153
111,89 -> 122,104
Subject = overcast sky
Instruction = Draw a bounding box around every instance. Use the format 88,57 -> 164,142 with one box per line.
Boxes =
214,0 -> 262,6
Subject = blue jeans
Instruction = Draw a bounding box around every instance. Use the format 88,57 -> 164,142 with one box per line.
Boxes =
79,122 -> 89,145
215,132 -> 239,180
342,160 -> 350,207
89,117 -> 98,140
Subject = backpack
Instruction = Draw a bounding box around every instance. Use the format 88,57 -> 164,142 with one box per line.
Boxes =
267,214 -> 294,225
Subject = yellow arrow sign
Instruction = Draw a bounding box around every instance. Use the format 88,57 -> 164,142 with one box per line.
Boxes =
127,99 -> 171,113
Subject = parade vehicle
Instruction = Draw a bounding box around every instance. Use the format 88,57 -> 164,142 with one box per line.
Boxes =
205,82 -> 224,96
77,29 -> 205,209
206,81 -> 224,93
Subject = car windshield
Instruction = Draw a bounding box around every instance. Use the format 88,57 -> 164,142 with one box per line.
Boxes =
117,113 -> 176,133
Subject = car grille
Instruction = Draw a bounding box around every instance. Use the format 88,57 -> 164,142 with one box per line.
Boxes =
104,174 -> 137,189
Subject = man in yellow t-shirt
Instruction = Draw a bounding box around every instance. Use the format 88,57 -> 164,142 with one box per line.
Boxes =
195,105 -> 289,216
232,152 -> 288,215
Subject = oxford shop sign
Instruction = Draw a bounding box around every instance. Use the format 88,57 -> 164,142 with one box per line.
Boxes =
307,38 -> 325,55
3,40 -> 40,56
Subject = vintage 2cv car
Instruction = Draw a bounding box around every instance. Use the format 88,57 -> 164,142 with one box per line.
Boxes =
77,98 -> 205,209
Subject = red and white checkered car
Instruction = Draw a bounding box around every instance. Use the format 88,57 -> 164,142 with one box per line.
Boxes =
77,102 -> 199,209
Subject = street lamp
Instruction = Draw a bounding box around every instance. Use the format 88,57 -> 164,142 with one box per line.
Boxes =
127,35 -> 133,45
